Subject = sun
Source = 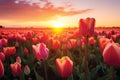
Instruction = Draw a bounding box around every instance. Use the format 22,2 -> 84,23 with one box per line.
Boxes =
53,21 -> 65,28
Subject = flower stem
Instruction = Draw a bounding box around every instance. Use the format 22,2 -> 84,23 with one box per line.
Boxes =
43,60 -> 48,80
84,36 -> 88,80
112,66 -> 114,80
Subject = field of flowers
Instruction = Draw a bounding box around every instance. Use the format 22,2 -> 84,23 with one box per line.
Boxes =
0,18 -> 120,80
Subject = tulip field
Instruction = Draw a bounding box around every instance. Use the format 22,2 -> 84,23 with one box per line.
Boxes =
0,18 -> 120,80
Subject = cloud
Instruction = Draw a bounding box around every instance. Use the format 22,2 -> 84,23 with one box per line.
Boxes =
0,0 -> 92,21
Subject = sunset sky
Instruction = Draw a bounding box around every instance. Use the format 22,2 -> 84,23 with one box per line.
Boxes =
0,0 -> 120,28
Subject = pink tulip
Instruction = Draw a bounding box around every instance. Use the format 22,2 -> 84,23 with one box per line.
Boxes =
24,65 -> 30,75
1,38 -> 8,46
32,43 -> 49,60
16,56 -> 21,63
77,39 -> 85,47
0,52 -> 5,62
0,60 -> 4,78
103,43 -> 120,66
10,62 -> 22,77
56,56 -> 73,78
79,17 -> 95,36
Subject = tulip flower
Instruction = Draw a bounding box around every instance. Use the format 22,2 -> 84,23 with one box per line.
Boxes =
10,62 -> 22,77
1,38 -> 8,46
24,47 -> 29,55
25,31 -> 34,40
77,39 -> 85,47
88,37 -> 96,45
56,56 -> 73,78
52,39 -> 60,50
3,47 -> 16,57
32,37 -> 39,44
16,56 -> 21,63
32,43 -> 49,60
15,41 -> 19,48
68,39 -> 77,48
0,52 -> 5,62
103,43 -> 120,66
79,17 -> 95,36
24,65 -> 30,75
99,37 -> 112,52
0,60 -> 4,78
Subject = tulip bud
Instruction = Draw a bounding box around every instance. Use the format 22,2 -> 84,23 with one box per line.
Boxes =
88,37 -> 96,45
15,41 -> 19,47
24,47 -> 29,55
16,56 -> 21,63
24,65 -> 30,75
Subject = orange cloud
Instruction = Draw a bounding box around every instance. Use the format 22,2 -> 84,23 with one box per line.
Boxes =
0,0 -> 93,21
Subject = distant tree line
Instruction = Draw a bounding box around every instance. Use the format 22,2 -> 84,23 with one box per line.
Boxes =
0,25 -> 5,28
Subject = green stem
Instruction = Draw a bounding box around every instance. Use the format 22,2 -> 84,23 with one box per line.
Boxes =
84,36 -> 88,80
112,66 -> 114,80
43,60 -> 48,80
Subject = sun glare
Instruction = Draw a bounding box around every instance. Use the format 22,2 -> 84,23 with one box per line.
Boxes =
53,21 -> 65,28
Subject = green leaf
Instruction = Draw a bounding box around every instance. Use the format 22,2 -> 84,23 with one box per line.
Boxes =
34,67 -> 44,80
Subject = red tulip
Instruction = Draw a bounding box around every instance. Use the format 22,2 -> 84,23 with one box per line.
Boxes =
32,37 -> 39,44
10,62 -> 22,77
99,37 -> 112,52
0,60 -> 4,78
25,31 -> 34,40
0,52 -> 5,62
88,37 -> 96,45
103,43 -> 120,66
20,36 -> 26,42
56,56 -> 73,78
24,47 -> 29,55
32,43 -> 49,60
3,47 -> 16,57
79,17 -> 95,36
111,35 -> 117,42
52,39 -> 60,50
68,39 -> 77,48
